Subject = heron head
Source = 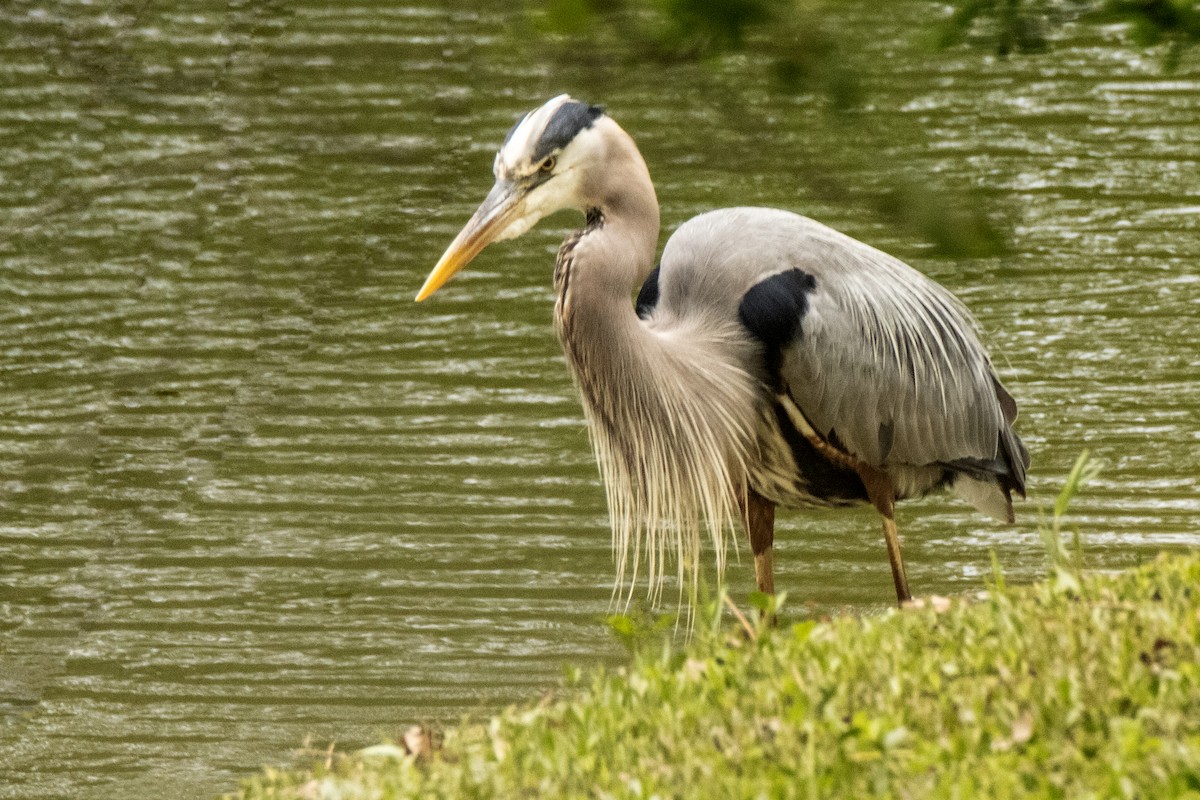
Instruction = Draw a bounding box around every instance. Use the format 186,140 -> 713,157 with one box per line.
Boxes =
416,95 -> 608,301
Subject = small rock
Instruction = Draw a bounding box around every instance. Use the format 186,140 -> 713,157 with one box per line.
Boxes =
403,725 -> 433,758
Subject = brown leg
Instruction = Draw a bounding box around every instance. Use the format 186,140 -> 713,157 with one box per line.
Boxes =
857,467 -> 912,605
741,487 -> 776,595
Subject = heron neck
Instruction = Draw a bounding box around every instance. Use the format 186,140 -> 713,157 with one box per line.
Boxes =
551,178 -> 662,454
553,198 -> 658,358
552,124 -> 692,470
551,187 -> 755,599
576,122 -> 661,292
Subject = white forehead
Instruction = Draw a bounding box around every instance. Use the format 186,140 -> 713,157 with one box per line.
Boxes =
499,94 -> 571,165
495,94 -> 604,177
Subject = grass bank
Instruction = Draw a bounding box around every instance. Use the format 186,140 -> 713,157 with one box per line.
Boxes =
230,550 -> 1200,799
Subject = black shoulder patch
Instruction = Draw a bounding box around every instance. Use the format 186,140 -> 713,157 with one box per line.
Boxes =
636,266 -> 661,319
738,269 -> 816,348
739,269 -> 816,385
532,102 -> 604,162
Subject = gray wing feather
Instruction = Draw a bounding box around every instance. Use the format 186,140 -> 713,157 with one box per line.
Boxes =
658,208 -> 1024,482
791,252 -> 1003,468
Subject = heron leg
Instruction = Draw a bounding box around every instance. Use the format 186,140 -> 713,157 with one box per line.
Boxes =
858,467 -> 912,605
741,488 -> 776,595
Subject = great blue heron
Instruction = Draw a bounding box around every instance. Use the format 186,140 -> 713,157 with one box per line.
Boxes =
417,95 -> 1029,605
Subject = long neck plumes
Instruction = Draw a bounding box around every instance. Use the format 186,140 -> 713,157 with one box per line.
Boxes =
552,132 -> 758,603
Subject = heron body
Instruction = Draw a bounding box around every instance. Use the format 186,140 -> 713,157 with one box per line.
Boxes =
418,95 -> 1029,604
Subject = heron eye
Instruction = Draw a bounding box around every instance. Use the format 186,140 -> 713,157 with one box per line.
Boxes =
539,155 -> 556,173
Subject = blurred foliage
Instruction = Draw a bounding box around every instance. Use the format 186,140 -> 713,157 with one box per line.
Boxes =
523,0 -> 1193,256
527,0 -> 1011,258
873,180 -> 1009,258
532,0 -> 860,108
933,0 -> 1056,54
1097,0 -> 1200,69
536,0 -> 1197,95
937,0 -> 1199,67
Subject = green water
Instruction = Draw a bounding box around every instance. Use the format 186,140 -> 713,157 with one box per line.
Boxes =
1,1 -> 1197,797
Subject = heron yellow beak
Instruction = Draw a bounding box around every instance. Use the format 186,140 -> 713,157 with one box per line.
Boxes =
416,181 -> 523,301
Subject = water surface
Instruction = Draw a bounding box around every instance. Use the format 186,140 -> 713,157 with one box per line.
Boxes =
1,2 -> 1197,797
